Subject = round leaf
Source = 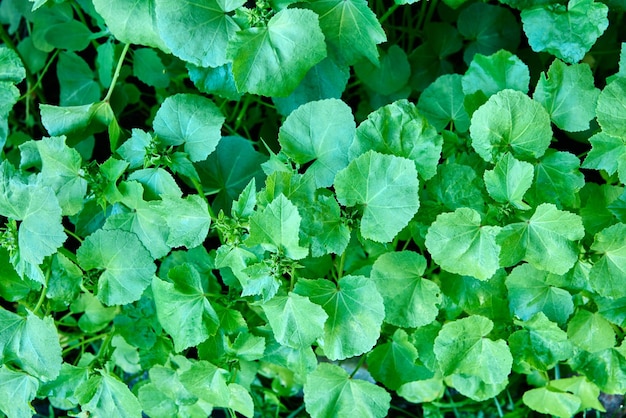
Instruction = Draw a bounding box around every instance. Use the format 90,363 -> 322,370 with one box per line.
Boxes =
596,77 -> 626,139
589,223 -> 626,299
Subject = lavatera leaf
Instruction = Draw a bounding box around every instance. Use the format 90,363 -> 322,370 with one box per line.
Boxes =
227,8 -> 327,97
334,150 -> 420,243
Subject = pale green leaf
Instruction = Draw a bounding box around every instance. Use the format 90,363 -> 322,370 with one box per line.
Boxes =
76,371 -> 142,418
523,387 -> 581,418
462,50 -> 530,98
567,309 -> 615,353
294,276 -> 385,360
304,363 -> 391,418
334,150 -> 420,243
158,194 -> 211,249
76,229 -> 156,306
0,366 -> 39,418
371,251 -> 441,327
425,208 -> 501,280
589,223 -> 626,299
597,77 -> 626,139
550,377 -> 606,412
484,152 -> 534,209
582,132 -> 626,180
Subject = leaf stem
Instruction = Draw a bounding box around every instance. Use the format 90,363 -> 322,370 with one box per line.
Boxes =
32,266 -> 51,315
494,396 -> 504,417
348,355 -> 367,379
336,250 -> 347,281
62,333 -> 107,355
286,404 -> 305,418
103,43 -> 130,103
64,228 -> 84,243
379,4 -> 400,24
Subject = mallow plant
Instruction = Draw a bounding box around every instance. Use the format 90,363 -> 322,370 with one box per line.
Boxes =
0,0 -> 626,416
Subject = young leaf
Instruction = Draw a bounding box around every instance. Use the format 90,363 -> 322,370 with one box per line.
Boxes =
158,194 -> 211,249
76,370 -> 142,418
425,208 -> 502,280
152,93 -> 225,162
227,8 -> 327,97
334,150 -> 420,243
505,263 -> 574,325
533,59 -> 600,132
304,363 -> 391,418
93,0 -> 169,51
155,0 -> 241,67
417,74 -> 471,133
278,99 -> 355,188
462,50 -> 530,99
367,329 -> 424,390
497,203 -> 584,274
152,264 -> 219,352
589,223 -> 626,299
0,366 -> 39,418
76,228 -> 156,306
484,153 -> 534,210
350,100 -> 443,181
302,0 -> 386,66
521,0 -> 608,63
470,89 -> 552,163
261,292 -> 328,349
523,387 -> 581,418
245,194 -> 308,260
371,251 -> 441,327
294,276 -> 384,360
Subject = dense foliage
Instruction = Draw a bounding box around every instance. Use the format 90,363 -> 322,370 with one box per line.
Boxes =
1,0 -> 626,416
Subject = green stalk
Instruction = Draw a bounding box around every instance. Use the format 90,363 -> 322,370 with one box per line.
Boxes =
103,43 -> 130,103
348,355 -> 367,379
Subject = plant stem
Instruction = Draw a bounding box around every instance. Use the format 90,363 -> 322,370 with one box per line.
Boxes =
336,250 -> 347,281
286,404 -> 305,418
379,4 -> 400,24
103,43 -> 130,103
32,266 -> 51,315
348,355 -> 367,379
494,396 -> 504,417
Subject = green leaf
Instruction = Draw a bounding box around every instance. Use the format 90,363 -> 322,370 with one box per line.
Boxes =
40,364 -> 90,411
550,377 -> 606,412
462,50 -> 530,99
155,0 -> 241,66
76,228 -> 156,306
417,74 -> 470,133
354,45 -> 410,96
116,129 -> 152,169
434,315 -> 512,396
27,136 -> 88,216
528,150 -> 585,208
367,329 -> 424,390
0,309 -> 62,381
94,0 -> 169,51
227,8 -> 327,97
523,387 -> 581,418
371,251 -> 441,327
278,99 -> 355,188
304,363 -> 391,418
521,0 -> 609,63
533,59 -> 600,132
294,276 -> 385,360
505,263 -> 574,325
457,3 -> 521,64
350,100 -> 443,181
56,51 -> 100,106
0,45 -> 26,84
133,48 -> 170,88
188,62 -> 241,101
300,194 -> 351,257
571,348 -> 626,394
76,370 -> 142,418
334,150 -> 420,243
157,195 -> 211,249
178,360 -> 229,406
509,312 -> 573,373
44,20 -> 92,52
425,208 -> 501,280
397,378 -> 446,404
484,152 -> 534,210
597,77 -> 626,139
589,223 -> 626,299
497,203 -> 584,274
424,163 -> 485,213
152,264 -> 219,352
152,93 -> 225,162
469,89 -> 552,163
582,132 -> 626,181
0,366 -> 39,418
262,292 -> 328,349
567,309 -> 615,353
302,0 -> 386,66
245,194 -> 308,260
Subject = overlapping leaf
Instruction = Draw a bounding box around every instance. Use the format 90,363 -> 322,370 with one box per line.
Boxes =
589,223 -> 626,299
484,152 -> 534,209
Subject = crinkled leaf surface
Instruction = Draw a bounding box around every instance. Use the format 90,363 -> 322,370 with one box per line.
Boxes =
0,366 -> 39,418
226,8 -> 326,97
417,73 -> 470,133
76,370 -> 142,418
155,0 -> 242,66
350,100 -> 443,181
371,251 -> 441,327
470,89 -> 552,163
484,152 -> 534,209
93,0 -> 169,51
294,276 -> 384,360
425,208 -> 501,280
434,315 -> 512,385
300,194 -> 350,257
278,99 -> 355,188
505,263 -> 574,324
533,59 -> 600,132
302,0 -> 386,65
76,228 -> 156,306
589,223 -> 626,299
262,292 -> 328,349
245,194 -> 308,260
497,203 -> 584,274
0,308 -> 62,381
334,151 -> 420,243
152,93 -> 225,162
596,77 -> 626,139
152,264 -> 219,352
304,363 -> 391,418
521,0 -> 608,63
